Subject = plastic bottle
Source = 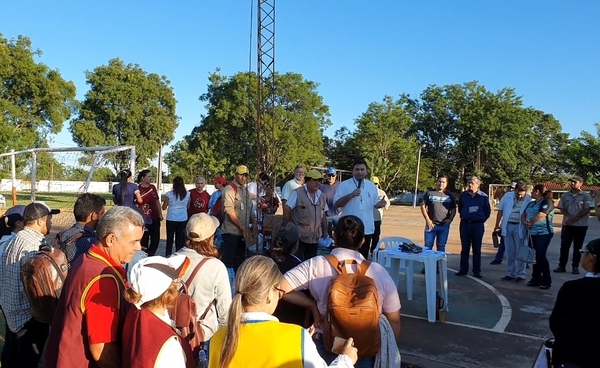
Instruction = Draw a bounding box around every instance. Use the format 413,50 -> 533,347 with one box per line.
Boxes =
197,350 -> 208,368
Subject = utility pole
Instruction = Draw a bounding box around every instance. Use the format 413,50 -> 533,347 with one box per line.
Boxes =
157,144 -> 163,197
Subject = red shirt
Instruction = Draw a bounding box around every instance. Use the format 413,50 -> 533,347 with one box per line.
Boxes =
188,189 -> 210,217
138,184 -> 161,220
84,246 -> 128,344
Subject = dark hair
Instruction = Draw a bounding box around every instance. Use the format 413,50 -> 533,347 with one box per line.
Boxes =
0,213 -> 23,237
74,193 -> 107,222
119,169 -> 132,204
585,238 -> 600,273
137,169 -> 151,184
270,222 -> 300,263
532,184 -> 552,199
353,158 -> 369,170
258,172 -> 270,183
333,215 -> 365,250
514,182 -> 528,192
172,176 -> 187,201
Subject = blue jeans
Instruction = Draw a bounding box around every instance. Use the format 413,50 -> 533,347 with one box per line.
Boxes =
313,337 -> 375,368
459,222 -> 485,274
530,233 -> 553,286
424,223 -> 450,252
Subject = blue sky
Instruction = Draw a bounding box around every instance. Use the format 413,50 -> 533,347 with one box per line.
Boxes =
3,0 -> 599,152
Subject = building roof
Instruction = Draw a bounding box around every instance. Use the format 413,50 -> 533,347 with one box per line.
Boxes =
539,181 -> 600,191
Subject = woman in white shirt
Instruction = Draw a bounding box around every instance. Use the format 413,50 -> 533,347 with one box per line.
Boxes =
162,176 -> 191,257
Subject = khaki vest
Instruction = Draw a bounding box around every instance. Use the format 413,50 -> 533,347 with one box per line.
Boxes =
291,187 -> 326,244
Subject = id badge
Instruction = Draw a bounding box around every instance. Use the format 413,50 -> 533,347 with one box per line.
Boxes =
241,202 -> 244,210
358,200 -> 364,210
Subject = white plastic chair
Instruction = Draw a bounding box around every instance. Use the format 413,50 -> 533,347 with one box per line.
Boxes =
374,237 -> 414,296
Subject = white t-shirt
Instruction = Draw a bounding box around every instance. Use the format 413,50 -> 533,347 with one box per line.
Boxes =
165,191 -> 190,222
333,178 -> 380,235
154,309 -> 188,368
281,178 -> 303,201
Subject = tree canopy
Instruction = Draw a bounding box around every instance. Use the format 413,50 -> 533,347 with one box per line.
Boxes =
165,70 -> 330,183
0,33 -> 77,176
70,58 -> 179,171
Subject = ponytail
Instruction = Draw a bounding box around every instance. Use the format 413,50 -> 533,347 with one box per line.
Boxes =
219,292 -> 244,368
119,169 -> 132,205
543,190 -> 553,199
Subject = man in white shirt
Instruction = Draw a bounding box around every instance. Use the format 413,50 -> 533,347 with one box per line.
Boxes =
334,159 -> 387,259
281,165 -> 305,207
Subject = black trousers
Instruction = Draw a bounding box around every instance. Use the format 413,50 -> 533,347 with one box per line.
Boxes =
221,233 -> 246,271
559,226 -> 588,268
369,221 -> 382,253
295,241 -> 318,261
359,234 -> 373,260
1,318 -> 49,368
165,220 -> 187,257
142,218 -> 161,256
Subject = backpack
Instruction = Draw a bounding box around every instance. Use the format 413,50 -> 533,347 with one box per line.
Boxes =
51,230 -> 85,265
167,257 -> 215,362
212,182 -> 237,223
20,245 -> 69,324
323,255 -> 381,357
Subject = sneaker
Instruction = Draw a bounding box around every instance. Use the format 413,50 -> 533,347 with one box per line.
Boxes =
515,277 -> 526,283
501,276 -> 515,281
490,260 -> 502,265
473,273 -> 482,279
554,266 -> 566,273
455,271 -> 468,276
572,267 -> 580,275
527,281 -> 541,287
540,285 -> 551,290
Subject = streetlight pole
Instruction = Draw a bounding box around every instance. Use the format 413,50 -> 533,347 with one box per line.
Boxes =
413,144 -> 426,208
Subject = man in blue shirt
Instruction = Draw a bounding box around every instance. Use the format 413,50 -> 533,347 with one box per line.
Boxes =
456,176 -> 491,278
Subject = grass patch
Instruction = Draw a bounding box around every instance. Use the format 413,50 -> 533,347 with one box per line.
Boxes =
1,192 -> 114,211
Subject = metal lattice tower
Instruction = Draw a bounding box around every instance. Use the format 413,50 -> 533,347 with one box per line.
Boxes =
256,0 -> 276,175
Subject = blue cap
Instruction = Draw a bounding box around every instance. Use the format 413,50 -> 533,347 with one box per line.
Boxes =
326,167 -> 336,175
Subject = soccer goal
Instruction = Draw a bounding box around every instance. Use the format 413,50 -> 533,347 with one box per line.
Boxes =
0,145 -> 136,229
488,183 -> 513,208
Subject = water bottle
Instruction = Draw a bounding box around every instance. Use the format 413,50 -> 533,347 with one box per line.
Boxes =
197,349 -> 208,368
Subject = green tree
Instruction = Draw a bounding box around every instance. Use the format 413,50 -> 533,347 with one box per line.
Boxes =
0,34 -> 77,176
70,58 -> 179,171
353,96 -> 432,191
561,123 -> 600,185
166,70 -> 330,183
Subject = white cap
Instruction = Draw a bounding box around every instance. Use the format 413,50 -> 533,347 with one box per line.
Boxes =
129,254 -> 190,309
186,213 -> 220,242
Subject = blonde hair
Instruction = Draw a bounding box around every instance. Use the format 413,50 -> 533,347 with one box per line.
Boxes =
124,281 -> 179,310
219,256 -> 282,368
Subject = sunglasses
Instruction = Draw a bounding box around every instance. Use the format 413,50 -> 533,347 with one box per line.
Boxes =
580,249 -> 595,255
327,174 -> 335,177
274,286 -> 286,299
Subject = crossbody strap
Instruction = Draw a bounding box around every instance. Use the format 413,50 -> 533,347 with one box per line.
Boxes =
184,257 -> 211,289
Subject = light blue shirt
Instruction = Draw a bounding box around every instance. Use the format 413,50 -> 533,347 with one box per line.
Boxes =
524,198 -> 554,235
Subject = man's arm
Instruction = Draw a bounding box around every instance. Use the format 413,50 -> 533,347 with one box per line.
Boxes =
483,195 -> 492,220
321,211 -> 328,238
494,210 -> 504,230
89,342 -> 121,368
283,205 -> 292,221
335,190 -> 359,209
420,201 -> 434,230
382,310 -> 401,340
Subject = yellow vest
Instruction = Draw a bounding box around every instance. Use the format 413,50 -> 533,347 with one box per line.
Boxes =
209,320 -> 304,368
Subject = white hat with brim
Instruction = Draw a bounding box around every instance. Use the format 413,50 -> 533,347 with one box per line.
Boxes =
129,254 -> 190,309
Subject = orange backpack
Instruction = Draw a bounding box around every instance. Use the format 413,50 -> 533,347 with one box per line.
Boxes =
324,255 -> 381,357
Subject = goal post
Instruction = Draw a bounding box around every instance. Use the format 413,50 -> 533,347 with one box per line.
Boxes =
0,145 -> 136,228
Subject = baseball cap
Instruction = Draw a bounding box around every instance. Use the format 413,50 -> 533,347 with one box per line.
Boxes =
129,254 -> 190,309
570,176 -> 584,183
272,221 -> 301,246
23,202 -> 60,222
236,165 -> 249,175
305,169 -> 322,180
371,176 -> 380,184
5,205 -> 26,217
509,182 -> 517,188
186,213 -> 220,242
326,167 -> 336,175
212,176 -> 227,185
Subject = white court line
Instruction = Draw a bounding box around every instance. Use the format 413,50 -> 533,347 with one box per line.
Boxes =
403,313 -> 544,341
447,267 -> 512,332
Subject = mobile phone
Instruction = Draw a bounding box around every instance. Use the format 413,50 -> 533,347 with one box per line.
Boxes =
331,336 -> 348,354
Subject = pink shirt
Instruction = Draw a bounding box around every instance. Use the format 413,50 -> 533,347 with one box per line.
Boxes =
284,248 -> 401,316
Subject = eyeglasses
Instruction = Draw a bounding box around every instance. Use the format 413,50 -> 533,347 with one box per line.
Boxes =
327,174 -> 335,177
580,249 -> 595,255
274,286 -> 285,299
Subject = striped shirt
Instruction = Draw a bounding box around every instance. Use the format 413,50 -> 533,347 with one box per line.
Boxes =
0,227 -> 46,332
